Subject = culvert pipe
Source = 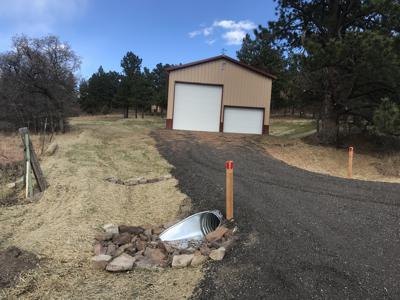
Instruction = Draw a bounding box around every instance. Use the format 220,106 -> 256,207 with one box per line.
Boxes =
160,210 -> 223,242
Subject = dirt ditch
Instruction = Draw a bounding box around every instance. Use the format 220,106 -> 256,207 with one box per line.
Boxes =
0,247 -> 39,289
0,162 -> 24,206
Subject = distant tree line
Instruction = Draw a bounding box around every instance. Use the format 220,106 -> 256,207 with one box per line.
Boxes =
237,0 -> 400,144
0,35 -> 80,133
78,51 -> 170,118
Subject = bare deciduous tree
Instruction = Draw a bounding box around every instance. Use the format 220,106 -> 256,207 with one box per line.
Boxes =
0,35 -> 81,133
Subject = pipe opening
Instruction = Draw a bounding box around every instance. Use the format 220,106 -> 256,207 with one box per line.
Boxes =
159,210 -> 223,244
200,212 -> 220,236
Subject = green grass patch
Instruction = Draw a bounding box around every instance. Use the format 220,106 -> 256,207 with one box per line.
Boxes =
270,118 -> 316,138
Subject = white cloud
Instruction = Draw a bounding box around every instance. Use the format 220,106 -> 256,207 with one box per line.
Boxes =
189,30 -> 201,38
213,20 -> 256,31
205,39 -> 216,45
222,30 -> 246,45
188,19 -> 256,46
0,0 -> 89,35
202,26 -> 213,36
189,26 -> 213,38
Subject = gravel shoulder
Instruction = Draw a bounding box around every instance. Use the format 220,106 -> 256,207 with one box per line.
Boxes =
153,129 -> 400,299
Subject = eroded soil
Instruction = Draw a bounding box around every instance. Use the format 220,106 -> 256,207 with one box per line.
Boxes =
0,247 -> 39,289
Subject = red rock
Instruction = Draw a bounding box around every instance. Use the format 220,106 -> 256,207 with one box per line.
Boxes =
144,228 -> 153,237
94,232 -> 113,241
118,225 -> 144,235
209,247 -> 226,261
94,243 -> 106,256
162,242 -> 175,254
106,253 -> 135,272
106,243 -> 117,256
114,243 -> 134,257
205,226 -> 229,242
191,254 -> 207,267
112,232 -> 131,245
103,224 -> 119,234
139,233 -> 148,241
136,240 -> 147,251
199,244 -> 211,256
163,220 -> 178,229
91,255 -> 112,269
152,227 -> 163,235
124,178 -> 139,186
172,254 -> 193,268
147,177 -> 160,183
139,178 -> 147,184
144,247 -> 167,266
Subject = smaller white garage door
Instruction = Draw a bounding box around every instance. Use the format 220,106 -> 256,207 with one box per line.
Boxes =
223,107 -> 264,134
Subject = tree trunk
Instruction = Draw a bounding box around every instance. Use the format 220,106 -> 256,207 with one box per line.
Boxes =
141,106 -> 144,118
135,104 -> 138,118
124,105 -> 129,118
318,95 -> 337,144
58,110 -> 65,133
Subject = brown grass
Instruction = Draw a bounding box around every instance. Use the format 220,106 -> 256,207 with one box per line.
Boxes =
0,115 -> 203,299
261,117 -> 400,183
0,134 -> 48,165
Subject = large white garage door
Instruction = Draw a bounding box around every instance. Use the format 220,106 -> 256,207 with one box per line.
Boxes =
223,107 -> 264,134
173,83 -> 222,132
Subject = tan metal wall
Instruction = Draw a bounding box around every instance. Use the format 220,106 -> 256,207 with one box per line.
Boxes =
166,58 -> 272,125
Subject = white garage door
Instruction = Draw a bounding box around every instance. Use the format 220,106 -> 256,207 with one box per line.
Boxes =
173,83 -> 222,132
223,107 -> 264,134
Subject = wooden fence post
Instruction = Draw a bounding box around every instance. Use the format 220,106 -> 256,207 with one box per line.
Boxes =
348,146 -> 354,178
225,161 -> 234,220
19,127 -> 47,198
23,131 -> 33,198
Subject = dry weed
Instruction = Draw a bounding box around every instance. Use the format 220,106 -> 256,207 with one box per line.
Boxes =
0,115 -> 203,299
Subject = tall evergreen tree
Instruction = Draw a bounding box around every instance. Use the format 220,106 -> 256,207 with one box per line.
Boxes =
119,51 -> 143,118
151,63 -> 171,116
270,0 -> 400,143
78,66 -> 120,114
237,28 -> 288,110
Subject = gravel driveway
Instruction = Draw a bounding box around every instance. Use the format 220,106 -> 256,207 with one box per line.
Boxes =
153,130 -> 400,299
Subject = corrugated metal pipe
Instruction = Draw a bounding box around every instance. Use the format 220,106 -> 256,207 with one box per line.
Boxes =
159,210 -> 223,242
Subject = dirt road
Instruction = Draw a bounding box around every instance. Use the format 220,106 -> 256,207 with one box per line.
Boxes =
153,130 -> 400,299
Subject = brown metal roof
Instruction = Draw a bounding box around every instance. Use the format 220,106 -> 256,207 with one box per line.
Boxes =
166,55 -> 277,80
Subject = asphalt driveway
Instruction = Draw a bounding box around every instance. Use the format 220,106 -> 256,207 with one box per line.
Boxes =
153,130 -> 400,299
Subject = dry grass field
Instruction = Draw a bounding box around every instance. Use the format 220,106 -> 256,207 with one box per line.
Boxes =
0,115 -> 202,299
1,115 -> 398,299
264,117 -> 400,183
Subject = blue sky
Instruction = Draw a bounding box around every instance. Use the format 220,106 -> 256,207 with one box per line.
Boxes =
0,0 -> 277,78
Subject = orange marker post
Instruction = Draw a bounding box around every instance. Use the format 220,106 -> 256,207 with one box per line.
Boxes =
348,147 -> 354,178
225,160 -> 234,220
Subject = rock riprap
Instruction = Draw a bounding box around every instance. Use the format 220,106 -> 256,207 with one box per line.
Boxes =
91,221 -> 238,272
